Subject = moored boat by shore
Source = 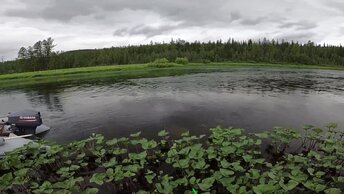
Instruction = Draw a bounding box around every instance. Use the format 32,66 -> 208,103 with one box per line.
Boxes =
0,110 -> 50,156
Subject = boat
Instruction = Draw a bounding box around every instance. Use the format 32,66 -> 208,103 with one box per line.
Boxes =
0,110 -> 50,156
0,134 -> 33,156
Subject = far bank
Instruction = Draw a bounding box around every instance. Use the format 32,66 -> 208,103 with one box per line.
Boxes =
1,62 -> 344,89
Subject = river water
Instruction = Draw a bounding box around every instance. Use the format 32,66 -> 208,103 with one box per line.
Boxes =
1,68 -> 344,143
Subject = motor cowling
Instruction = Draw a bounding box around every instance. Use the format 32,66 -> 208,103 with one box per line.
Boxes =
7,110 -> 43,135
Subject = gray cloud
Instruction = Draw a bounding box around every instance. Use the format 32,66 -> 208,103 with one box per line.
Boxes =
113,11 -> 242,38
5,0 -> 235,25
1,0 -> 344,59
240,16 -> 268,26
323,0 -> 344,14
340,27 -> 344,34
5,0 -> 98,21
276,32 -> 317,43
6,10 -> 39,19
279,21 -> 317,31
114,24 -> 184,38
0,48 -> 17,61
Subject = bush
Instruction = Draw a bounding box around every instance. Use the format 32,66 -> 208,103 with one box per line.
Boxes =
153,58 -> 169,64
148,58 -> 174,68
175,57 -> 189,65
202,59 -> 211,64
1,125 -> 343,193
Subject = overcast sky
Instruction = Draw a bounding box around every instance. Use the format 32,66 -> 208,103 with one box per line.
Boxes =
1,0 -> 344,60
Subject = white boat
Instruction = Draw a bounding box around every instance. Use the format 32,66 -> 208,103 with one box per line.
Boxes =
0,134 -> 33,156
0,110 -> 50,156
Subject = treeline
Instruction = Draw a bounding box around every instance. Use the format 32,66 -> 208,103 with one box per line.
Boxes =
1,38 -> 344,74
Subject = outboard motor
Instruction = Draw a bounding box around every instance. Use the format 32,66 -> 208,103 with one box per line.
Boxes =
6,110 -> 44,135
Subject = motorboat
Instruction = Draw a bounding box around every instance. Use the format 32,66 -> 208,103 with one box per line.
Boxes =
0,110 -> 50,156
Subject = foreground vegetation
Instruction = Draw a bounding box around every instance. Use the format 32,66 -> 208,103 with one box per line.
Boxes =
1,62 -> 344,89
1,38 -> 344,74
0,124 -> 343,193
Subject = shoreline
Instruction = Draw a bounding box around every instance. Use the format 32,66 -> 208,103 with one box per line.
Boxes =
1,62 -> 344,89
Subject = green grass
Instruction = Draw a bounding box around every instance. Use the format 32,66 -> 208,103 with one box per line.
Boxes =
1,62 -> 344,89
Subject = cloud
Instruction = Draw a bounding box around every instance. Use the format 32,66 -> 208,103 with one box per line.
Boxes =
0,0 -> 344,59
275,32 -> 317,43
114,23 -> 183,38
4,0 -> 237,25
279,21 -> 317,31
323,0 -> 344,14
240,16 -> 268,26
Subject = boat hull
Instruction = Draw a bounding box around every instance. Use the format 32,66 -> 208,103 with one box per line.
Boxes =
0,134 -> 32,157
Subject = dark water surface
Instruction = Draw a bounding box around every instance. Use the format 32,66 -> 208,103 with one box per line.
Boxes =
1,68 -> 344,143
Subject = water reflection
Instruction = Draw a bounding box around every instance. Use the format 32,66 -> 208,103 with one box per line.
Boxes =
1,68 -> 344,143
25,89 -> 64,112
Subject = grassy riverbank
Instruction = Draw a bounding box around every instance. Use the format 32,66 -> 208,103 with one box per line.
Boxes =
1,62 -> 344,89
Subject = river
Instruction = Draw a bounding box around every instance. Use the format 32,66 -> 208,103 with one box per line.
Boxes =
1,68 -> 344,143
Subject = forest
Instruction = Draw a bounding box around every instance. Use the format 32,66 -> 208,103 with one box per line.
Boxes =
1,38 -> 344,74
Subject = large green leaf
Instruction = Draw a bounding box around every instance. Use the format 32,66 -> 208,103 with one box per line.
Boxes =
303,181 -> 326,192
130,131 -> 141,138
194,159 -> 207,169
142,140 -> 158,150
173,158 -> 190,169
221,145 -> 236,155
253,184 -> 276,194
82,188 -> 99,194
145,171 -> 156,184
220,168 -> 234,176
279,178 -> 299,191
324,188 -> 342,194
129,151 -> 147,160
220,159 -> 231,168
90,173 -> 106,185
158,130 -> 169,137
103,157 -> 117,168
198,177 -> 215,191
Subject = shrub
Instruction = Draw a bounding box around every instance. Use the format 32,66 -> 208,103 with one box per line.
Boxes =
153,58 -> 169,64
175,57 -> 189,65
148,58 -> 174,68
202,59 -> 211,64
